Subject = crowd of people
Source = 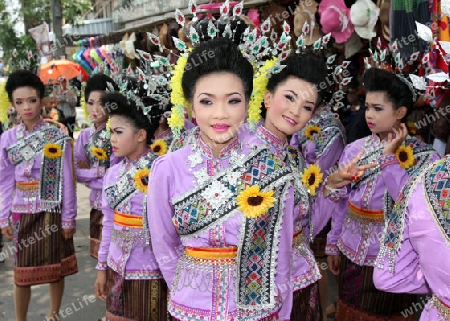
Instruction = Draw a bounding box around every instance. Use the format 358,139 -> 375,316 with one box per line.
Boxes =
1,1 -> 450,321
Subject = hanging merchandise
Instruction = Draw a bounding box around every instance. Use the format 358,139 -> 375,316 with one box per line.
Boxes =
318,0 -> 354,44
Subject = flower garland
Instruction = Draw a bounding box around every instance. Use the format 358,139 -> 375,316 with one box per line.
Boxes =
0,81 -> 10,127
248,58 -> 278,130
168,52 -> 190,138
106,117 -> 111,139
80,82 -> 90,124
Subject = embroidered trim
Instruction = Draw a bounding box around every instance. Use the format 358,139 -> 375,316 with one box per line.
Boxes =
424,157 -> 450,244
432,294 -> 450,320
104,150 -> 158,210
325,244 -> 340,256
96,262 -> 107,270
172,146 -> 292,313
379,153 -> 398,170
61,221 -> 76,229
84,125 -> 111,167
296,106 -> 346,159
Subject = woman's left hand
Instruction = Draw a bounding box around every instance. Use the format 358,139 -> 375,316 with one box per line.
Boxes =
383,123 -> 408,155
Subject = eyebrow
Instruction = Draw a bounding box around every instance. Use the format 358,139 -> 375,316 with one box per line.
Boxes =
111,127 -> 125,130
15,96 -> 37,100
197,92 -> 243,98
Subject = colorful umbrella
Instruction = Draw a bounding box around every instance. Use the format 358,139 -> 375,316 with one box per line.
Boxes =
39,59 -> 81,85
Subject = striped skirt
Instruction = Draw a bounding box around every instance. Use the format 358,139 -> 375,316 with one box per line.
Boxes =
106,268 -> 169,321
336,255 -> 417,320
89,208 -> 103,259
11,211 -> 78,287
290,282 -> 322,321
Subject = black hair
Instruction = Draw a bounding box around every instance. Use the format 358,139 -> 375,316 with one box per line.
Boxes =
85,73 -> 119,101
363,67 -> 414,120
141,96 -> 172,132
5,69 -> 45,101
101,92 -> 156,144
266,52 -> 328,108
182,37 -> 254,102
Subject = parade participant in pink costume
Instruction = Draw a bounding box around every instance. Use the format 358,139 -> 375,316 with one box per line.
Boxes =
374,154 -> 450,321
94,92 -> 169,320
240,52 -> 328,320
75,73 -> 122,259
0,70 -> 77,321
148,37 -> 294,321
322,67 -> 440,320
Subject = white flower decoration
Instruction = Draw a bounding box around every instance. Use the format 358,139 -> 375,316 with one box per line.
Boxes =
201,180 -> 233,209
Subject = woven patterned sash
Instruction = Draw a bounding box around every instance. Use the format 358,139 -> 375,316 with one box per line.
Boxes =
172,147 -> 292,312
7,124 -> 70,211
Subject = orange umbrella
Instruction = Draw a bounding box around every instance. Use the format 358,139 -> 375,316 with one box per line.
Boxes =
39,59 -> 81,85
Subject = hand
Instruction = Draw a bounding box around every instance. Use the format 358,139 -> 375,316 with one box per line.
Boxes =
326,149 -> 377,190
1,226 -> 13,240
62,228 -> 76,240
327,255 -> 341,276
94,270 -> 107,301
383,123 -> 408,155
43,119 -> 68,134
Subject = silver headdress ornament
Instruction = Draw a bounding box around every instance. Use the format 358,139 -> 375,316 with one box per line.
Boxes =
363,36 -> 422,102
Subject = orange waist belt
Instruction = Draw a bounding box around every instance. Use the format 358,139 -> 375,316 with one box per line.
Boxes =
16,181 -> 39,191
113,211 -> 143,228
185,246 -> 237,263
348,201 -> 384,223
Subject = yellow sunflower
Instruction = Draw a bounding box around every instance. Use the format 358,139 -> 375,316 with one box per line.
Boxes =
43,143 -> 62,159
236,185 -> 276,219
301,164 -> 323,196
395,145 -> 415,169
91,147 -> 108,161
134,168 -> 150,194
151,139 -> 168,156
305,125 -> 322,140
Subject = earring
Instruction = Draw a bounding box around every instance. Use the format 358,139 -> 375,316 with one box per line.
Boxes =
264,103 -> 269,109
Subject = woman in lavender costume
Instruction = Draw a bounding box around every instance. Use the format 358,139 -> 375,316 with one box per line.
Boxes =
0,70 -> 77,321
321,67 -> 440,320
94,92 -> 169,320
374,154 -> 450,321
148,37 -> 294,320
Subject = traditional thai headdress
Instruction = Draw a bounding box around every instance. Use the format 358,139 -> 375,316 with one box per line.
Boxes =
414,22 -> 450,107
151,0 -> 334,136
363,37 -> 423,102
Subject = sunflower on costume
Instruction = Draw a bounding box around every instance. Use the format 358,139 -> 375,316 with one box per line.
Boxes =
151,139 -> 168,156
134,168 -> 150,194
301,164 -> 323,196
237,185 -> 276,219
305,125 -> 321,140
91,147 -> 109,161
43,143 -> 63,159
396,145 -> 415,169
